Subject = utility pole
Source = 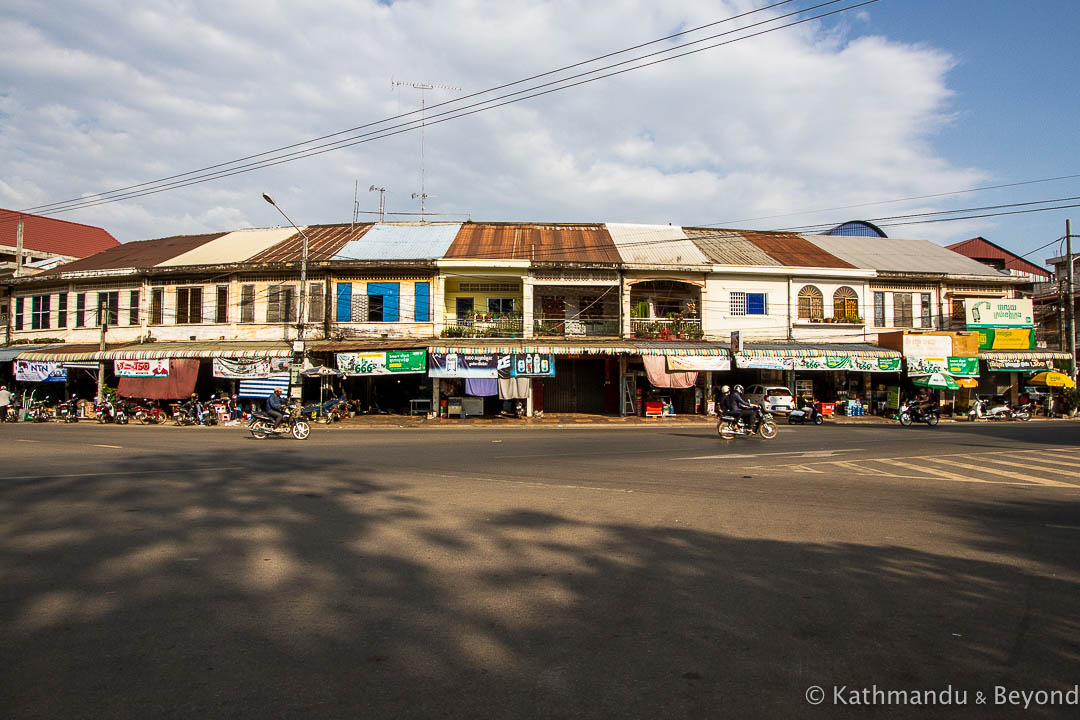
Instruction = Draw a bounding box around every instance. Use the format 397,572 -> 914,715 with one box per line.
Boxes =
1067,219 -> 1076,381
391,79 -> 460,221
96,298 -> 108,403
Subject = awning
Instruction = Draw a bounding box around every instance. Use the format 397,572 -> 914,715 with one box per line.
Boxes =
428,339 -> 730,356
739,343 -> 901,358
0,344 -> 64,362
15,341 -> 293,362
117,359 -> 199,400
978,350 -> 1073,361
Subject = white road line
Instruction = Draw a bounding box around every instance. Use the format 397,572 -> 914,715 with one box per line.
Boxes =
974,456 -> 1080,480
1007,454 -> 1080,469
920,456 -> 1075,487
0,466 -> 245,481
870,458 -> 1026,485
1045,524 -> 1080,531
94,444 -> 124,449
678,449 -> 862,461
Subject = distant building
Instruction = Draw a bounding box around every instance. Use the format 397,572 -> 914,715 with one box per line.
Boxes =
945,236 -> 1051,282
1,209 -> 120,275
822,220 -> 888,238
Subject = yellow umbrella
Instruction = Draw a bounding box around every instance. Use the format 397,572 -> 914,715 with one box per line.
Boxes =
1028,371 -> 1076,388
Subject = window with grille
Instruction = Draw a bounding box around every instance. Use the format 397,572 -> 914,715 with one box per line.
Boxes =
920,292 -> 932,328
151,288 -> 163,325
797,285 -> 823,320
240,285 -> 255,323
96,291 -> 119,326
75,293 -> 86,327
367,283 -> 399,322
176,287 -> 202,324
129,291 -> 140,325
57,293 -> 68,328
31,295 -> 51,330
267,285 -> 296,323
893,292 -> 913,327
730,291 -> 766,316
215,286 -> 228,324
951,298 -> 966,324
832,287 -> 858,321
487,298 -> 515,314
307,283 -> 324,323
15,297 -> 23,331
874,292 -> 885,326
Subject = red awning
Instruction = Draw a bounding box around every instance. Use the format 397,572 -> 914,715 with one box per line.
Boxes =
117,358 -> 199,400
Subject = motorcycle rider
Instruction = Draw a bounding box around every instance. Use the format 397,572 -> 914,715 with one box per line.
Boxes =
727,384 -> 757,429
266,387 -> 285,428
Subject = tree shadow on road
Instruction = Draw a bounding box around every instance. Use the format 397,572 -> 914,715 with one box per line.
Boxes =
2,446 -> 1078,719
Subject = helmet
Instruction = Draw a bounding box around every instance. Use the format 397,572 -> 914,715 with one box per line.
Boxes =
720,385 -> 731,394
733,384 -> 744,393
274,388 -> 282,394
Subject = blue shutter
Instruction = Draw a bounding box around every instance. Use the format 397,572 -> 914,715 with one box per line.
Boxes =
415,282 -> 430,322
747,293 -> 766,315
367,283 -> 399,322
336,283 -> 352,322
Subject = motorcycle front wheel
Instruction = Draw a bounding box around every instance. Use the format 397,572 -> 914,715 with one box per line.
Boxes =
813,414 -> 824,425
291,420 -> 311,440
1016,411 -> 1031,422
758,421 -> 778,439
249,420 -> 268,439
899,412 -> 912,426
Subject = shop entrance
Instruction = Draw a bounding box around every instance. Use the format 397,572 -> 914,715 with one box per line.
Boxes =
543,358 -> 605,413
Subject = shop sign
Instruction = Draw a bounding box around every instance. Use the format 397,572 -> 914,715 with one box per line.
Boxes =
906,356 -> 979,377
429,352 -> 501,378
15,359 -> 67,383
965,298 -> 1033,328
973,327 -> 1034,350
736,356 -> 793,370
985,358 -> 1054,372
666,356 -> 732,372
337,350 -> 427,376
114,358 -> 170,377
793,356 -> 901,372
901,334 -> 953,358
510,353 -> 555,377
212,358 -> 289,379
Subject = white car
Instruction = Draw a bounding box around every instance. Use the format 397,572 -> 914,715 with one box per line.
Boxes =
744,384 -> 795,413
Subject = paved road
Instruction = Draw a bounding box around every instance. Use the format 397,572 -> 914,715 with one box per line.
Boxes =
2,421 -> 1079,718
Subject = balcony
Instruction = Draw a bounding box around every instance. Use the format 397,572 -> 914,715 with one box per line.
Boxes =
441,313 -> 524,338
534,316 -> 620,337
630,317 -> 703,340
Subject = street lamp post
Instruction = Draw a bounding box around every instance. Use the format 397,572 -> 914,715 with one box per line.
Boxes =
263,193 -> 311,396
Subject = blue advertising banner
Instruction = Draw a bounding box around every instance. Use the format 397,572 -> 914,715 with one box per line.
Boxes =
15,359 -> 67,382
429,353 -> 557,378
509,353 -> 555,377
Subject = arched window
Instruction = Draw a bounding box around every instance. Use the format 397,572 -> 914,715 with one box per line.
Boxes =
833,286 -> 859,321
797,285 -> 824,320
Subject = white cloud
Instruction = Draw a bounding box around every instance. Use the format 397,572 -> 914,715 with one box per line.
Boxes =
0,0 -> 992,245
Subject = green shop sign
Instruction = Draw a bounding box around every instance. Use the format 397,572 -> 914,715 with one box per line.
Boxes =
907,356 -> 979,377
792,356 -> 901,372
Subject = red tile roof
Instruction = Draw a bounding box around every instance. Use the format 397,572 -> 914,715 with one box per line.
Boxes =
0,209 -> 119,257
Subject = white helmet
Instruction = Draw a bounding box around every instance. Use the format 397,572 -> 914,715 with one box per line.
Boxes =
720,385 -> 731,394
734,384 -> 744,393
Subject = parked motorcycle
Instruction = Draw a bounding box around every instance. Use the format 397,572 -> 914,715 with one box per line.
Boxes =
898,399 -> 939,427
717,405 -> 778,440
787,399 -> 823,425
132,399 -> 168,425
95,396 -> 128,424
57,396 -> 79,423
248,403 -> 311,440
175,398 -> 217,426
300,395 -> 349,424
969,396 -> 1028,421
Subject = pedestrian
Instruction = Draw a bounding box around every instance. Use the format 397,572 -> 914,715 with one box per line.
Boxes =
0,385 -> 11,423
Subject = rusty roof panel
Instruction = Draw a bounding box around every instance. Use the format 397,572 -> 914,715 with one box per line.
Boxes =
42,233 -> 227,274
250,224 -> 372,263
737,230 -> 856,268
683,227 -> 783,266
445,223 -> 620,263
605,223 -> 708,265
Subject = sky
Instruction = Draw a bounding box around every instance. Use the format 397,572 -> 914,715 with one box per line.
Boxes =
2,0 -> 1078,267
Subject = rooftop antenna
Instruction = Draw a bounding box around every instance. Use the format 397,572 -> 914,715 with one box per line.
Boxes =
350,180 -> 359,241
391,79 -> 460,221
369,185 -> 387,222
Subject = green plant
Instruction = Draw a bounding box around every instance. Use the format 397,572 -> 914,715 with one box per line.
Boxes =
1062,388 -> 1080,414
631,302 -> 650,319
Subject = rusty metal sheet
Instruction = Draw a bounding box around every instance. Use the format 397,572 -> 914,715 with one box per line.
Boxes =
739,230 -> 856,268
445,223 -> 620,263
684,227 -> 782,266
42,233 -> 227,274
250,224 -> 371,263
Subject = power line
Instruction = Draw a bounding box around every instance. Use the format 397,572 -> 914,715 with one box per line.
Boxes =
1,1 -> 873,220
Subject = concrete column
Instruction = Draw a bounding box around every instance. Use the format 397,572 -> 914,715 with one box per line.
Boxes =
522,275 -> 534,338
431,377 -> 440,418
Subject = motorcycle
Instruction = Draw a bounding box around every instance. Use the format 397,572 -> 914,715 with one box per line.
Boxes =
175,399 -> 217,426
300,395 -> 349,424
57,396 -> 80,423
132,399 -> 168,425
95,396 -> 128,424
898,399 -> 939,427
248,403 -> 311,440
787,400 -> 823,425
969,396 -> 1027,421
717,405 -> 778,440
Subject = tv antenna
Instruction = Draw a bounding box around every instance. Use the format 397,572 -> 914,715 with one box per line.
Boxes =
391,79 -> 460,221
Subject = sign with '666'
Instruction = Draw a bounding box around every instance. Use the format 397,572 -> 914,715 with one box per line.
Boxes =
114,358 -> 170,377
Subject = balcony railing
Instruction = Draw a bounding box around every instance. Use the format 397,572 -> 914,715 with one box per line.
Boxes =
534,317 -> 620,337
441,315 -> 524,338
630,317 -> 703,340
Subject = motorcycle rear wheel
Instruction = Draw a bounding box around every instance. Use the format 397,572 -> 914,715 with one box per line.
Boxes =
899,412 -> 912,426
758,421 -> 778,439
155,410 -> 168,424
249,420 -> 268,439
718,421 -> 735,439
291,420 -> 311,440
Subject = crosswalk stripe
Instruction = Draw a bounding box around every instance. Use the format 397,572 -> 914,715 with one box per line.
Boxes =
871,458 -> 1023,484
1006,453 -> 1080,469
974,456 -> 1080,480
921,456 -> 1075,487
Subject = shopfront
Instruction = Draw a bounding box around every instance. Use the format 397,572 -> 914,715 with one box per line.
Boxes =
335,348 -> 429,414
978,350 -> 1074,408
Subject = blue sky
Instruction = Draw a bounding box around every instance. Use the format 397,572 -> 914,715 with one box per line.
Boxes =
1,0 -> 1077,266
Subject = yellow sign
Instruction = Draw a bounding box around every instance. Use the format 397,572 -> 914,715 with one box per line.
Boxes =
991,328 -> 1033,349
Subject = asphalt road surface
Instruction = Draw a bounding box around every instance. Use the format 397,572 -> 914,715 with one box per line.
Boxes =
2,420 -> 1079,719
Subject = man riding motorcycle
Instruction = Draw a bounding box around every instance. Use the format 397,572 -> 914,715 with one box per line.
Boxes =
726,384 -> 757,429
266,387 -> 285,428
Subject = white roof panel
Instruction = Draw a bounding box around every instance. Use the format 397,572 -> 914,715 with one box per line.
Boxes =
802,234 -> 1010,276
604,223 -> 708,266
332,223 -> 462,260
157,228 -> 297,266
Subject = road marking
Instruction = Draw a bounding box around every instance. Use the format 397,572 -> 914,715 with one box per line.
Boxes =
869,458 -> 1022,485
678,449 -> 861,461
0,466 -> 245,481
919,456 -> 1075,487
94,444 -> 124,449
974,456 -> 1080,480
1045,524 -> 1080,531
14,439 -> 40,443
788,464 -> 825,473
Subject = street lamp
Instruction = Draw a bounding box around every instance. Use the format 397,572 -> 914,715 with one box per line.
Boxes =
263,193 -> 311,392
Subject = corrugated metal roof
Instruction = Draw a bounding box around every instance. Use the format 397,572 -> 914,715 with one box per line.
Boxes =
249,224 -> 372,263
945,237 -> 1050,278
157,227 -> 297,266
445,222 -> 619,263
803,234 -> 1008,275
333,223 -> 462,261
41,233 -> 227,273
683,227 -> 783,266
0,208 -> 119,257
739,230 -> 855,268
604,223 -> 708,265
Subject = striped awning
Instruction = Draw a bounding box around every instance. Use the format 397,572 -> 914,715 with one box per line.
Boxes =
739,345 -> 901,359
15,342 -> 293,362
979,350 -> 1073,361
427,341 -> 729,357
